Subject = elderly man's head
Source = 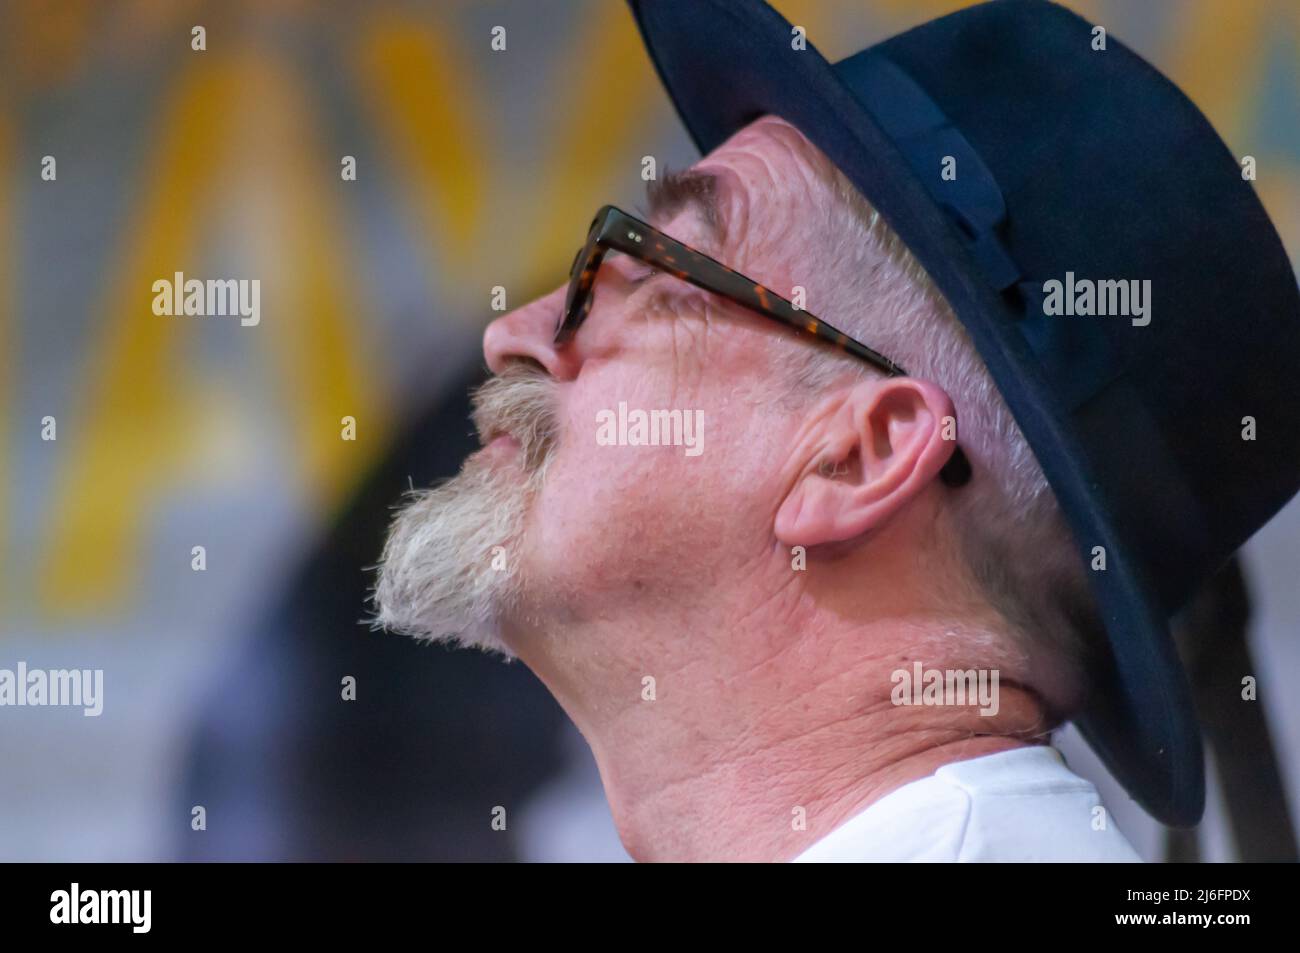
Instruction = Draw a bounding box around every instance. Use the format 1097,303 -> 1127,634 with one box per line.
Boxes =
375,115 -> 1098,857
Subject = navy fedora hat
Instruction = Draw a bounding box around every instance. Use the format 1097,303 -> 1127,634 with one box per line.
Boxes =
626,0 -> 1300,827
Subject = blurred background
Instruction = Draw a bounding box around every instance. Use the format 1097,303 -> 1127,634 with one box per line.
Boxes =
0,0 -> 1297,862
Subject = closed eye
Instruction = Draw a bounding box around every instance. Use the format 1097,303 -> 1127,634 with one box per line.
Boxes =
604,249 -> 660,286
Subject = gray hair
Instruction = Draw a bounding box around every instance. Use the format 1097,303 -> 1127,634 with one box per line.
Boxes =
791,165 -> 1101,710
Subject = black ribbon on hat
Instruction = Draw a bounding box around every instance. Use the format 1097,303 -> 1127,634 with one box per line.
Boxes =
836,52 -> 1123,412
836,50 -> 1216,614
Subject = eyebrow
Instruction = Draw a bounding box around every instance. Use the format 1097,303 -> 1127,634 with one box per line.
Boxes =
640,168 -> 726,252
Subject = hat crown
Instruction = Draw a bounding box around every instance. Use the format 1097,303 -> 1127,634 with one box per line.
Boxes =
839,0 -> 1300,613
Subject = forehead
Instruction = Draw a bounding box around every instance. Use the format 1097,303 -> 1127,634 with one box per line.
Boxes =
652,117 -> 836,257
707,118 -> 834,195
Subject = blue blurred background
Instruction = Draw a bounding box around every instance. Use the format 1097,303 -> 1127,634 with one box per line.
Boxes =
1,0 -> 1297,861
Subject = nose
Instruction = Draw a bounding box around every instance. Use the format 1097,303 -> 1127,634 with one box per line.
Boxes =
483,285 -> 581,379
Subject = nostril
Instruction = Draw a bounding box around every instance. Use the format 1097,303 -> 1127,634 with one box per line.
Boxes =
482,284 -> 575,378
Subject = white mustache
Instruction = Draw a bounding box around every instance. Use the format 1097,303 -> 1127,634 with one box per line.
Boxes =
470,363 -> 559,472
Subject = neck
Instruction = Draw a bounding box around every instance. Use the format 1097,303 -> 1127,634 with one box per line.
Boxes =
507,584 -> 1052,862
618,726 -> 1036,862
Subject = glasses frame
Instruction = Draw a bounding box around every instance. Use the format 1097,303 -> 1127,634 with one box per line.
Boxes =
556,205 -> 970,487
558,205 -> 907,375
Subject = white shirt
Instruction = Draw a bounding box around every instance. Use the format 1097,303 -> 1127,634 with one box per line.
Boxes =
792,745 -> 1141,862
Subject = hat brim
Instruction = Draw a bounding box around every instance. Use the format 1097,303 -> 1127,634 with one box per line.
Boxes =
627,0 -> 1203,827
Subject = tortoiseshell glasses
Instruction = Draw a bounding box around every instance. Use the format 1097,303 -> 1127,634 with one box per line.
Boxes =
557,205 -> 971,487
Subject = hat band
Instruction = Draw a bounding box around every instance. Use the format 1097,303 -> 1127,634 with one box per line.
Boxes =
836,51 -> 1126,411
835,50 -> 1214,609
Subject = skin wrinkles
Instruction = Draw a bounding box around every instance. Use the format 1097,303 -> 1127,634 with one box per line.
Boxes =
634,145 -> 806,400
669,559 -> 806,691
700,119 -> 821,267
593,250 -> 716,405
389,114 -> 1052,862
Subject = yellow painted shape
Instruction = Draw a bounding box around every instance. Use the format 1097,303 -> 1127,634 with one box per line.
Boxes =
0,106 -> 12,622
354,14 -> 485,280
38,59 -> 238,614
232,55 -> 386,507
38,50 -> 384,615
517,1 -> 666,294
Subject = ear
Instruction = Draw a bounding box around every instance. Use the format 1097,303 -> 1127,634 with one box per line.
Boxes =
774,377 -> 958,547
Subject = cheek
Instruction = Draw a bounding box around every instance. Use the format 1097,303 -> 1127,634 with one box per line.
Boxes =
522,381 -> 783,599
530,406 -> 702,572
528,449 -> 720,607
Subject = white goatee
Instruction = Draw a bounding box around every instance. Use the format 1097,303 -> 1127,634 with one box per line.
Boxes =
372,364 -> 558,655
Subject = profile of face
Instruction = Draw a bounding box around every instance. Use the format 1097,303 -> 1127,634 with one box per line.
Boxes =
376,114 -> 963,721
